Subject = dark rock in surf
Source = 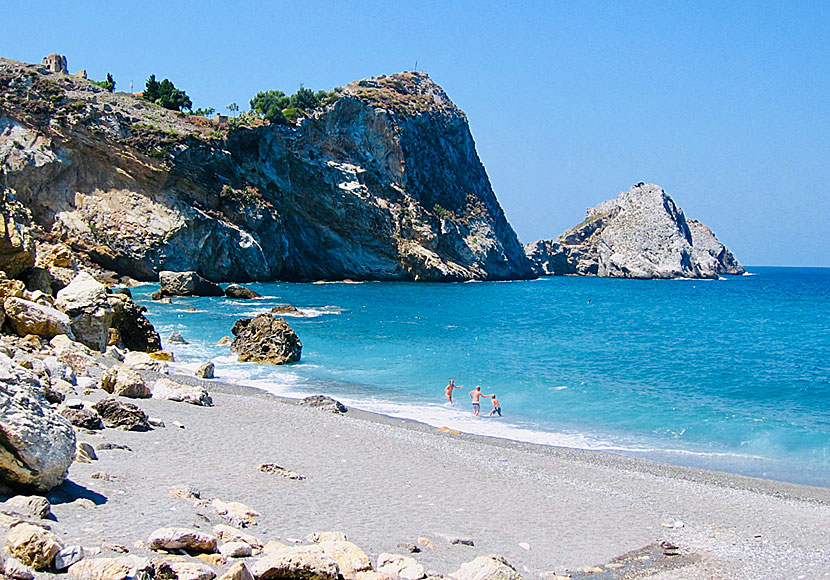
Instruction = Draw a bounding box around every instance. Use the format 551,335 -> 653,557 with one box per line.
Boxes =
225,284 -> 261,299
158,271 -> 224,297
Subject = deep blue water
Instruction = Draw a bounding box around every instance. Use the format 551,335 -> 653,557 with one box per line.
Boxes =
133,267 -> 830,487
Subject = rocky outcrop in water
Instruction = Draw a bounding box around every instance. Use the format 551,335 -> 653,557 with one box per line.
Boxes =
525,183 -> 745,279
231,314 -> 302,364
0,58 -> 534,282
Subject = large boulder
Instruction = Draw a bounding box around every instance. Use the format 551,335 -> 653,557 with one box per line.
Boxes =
450,555 -> 524,580
100,366 -> 151,398
3,297 -> 73,339
50,334 -> 102,376
107,292 -> 161,352
0,354 -> 76,491
249,545 -> 340,580
55,272 -> 113,351
230,314 -> 302,364
0,189 -> 36,278
158,271 -> 223,297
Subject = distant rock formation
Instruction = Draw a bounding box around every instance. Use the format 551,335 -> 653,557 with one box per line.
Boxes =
525,183 -> 744,279
0,58 -> 534,282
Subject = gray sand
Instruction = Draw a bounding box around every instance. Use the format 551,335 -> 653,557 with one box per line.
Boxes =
42,373 -> 830,579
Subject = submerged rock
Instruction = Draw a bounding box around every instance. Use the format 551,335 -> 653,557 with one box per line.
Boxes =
225,284 -> 261,299
525,183 -> 744,279
230,314 -> 302,364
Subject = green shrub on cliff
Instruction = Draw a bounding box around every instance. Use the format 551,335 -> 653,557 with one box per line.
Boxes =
250,90 -> 290,124
251,86 -> 342,125
143,75 -> 192,112
92,73 -> 115,93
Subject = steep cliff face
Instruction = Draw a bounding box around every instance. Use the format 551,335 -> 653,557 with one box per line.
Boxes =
525,183 -> 744,279
0,59 -> 533,282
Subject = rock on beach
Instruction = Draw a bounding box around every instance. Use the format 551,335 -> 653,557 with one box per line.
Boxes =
152,377 -> 213,406
0,354 -> 76,491
147,527 -> 218,554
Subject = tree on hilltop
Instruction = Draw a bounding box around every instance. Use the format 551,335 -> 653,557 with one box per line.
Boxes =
289,85 -> 320,110
93,73 -> 115,92
143,74 -> 192,112
250,90 -> 290,124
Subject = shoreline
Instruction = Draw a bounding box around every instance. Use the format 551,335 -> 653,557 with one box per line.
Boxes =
37,365 -> 828,578
198,372 -> 830,504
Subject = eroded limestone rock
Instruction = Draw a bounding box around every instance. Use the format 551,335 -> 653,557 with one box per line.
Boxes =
55,272 -> 113,351
0,354 -> 76,491
249,545 -> 339,580
152,377 -> 213,406
4,297 -> 73,340
147,527 -> 218,554
5,522 -> 63,570
230,314 -> 301,364
450,555 -> 523,580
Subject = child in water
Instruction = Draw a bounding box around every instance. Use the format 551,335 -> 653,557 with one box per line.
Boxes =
488,393 -> 502,417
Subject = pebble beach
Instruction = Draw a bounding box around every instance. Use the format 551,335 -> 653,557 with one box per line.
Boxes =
29,370 -> 830,580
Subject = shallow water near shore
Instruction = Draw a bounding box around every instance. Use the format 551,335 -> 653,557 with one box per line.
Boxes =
133,266 -> 830,487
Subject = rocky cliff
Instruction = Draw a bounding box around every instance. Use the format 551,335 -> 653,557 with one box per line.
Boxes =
0,58 -> 534,282
525,183 -> 744,279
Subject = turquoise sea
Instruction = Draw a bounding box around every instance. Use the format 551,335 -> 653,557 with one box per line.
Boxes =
133,267 -> 830,488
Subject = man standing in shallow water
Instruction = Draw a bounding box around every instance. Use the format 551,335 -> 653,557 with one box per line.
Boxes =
445,379 -> 462,404
469,385 -> 492,416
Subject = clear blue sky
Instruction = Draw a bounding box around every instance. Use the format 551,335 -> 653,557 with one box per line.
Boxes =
3,1 -> 828,266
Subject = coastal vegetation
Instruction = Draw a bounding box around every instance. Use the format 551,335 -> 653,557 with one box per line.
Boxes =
91,72 -> 115,92
143,74 -> 192,112
250,85 -> 342,125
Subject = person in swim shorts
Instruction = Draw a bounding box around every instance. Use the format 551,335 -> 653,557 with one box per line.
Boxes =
488,393 -> 502,417
469,385 -> 492,417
